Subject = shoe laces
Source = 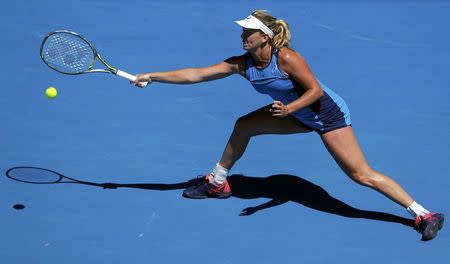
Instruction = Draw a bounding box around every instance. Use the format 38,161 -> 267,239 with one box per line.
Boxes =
192,174 -> 209,187
414,213 -> 437,232
422,213 -> 438,222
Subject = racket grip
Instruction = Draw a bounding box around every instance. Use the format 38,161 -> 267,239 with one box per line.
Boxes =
116,70 -> 148,87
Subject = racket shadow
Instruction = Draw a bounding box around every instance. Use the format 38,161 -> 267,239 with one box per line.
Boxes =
104,174 -> 414,227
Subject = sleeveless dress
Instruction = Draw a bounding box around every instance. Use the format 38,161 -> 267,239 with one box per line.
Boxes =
244,51 -> 351,134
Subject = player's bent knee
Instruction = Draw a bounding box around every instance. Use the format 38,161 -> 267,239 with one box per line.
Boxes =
348,169 -> 377,188
234,116 -> 258,136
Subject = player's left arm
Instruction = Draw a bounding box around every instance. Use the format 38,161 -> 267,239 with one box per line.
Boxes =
275,49 -> 324,115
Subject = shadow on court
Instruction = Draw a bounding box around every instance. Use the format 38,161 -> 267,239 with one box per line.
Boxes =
122,174 -> 414,227
7,170 -> 413,227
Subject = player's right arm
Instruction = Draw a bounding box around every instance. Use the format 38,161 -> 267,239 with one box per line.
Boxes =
132,55 -> 246,87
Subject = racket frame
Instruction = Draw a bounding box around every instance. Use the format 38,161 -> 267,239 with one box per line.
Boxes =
40,30 -> 147,85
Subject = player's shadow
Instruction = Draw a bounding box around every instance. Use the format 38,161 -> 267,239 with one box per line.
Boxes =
104,173 -> 414,227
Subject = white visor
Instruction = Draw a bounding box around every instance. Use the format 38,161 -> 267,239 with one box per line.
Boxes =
234,15 -> 274,38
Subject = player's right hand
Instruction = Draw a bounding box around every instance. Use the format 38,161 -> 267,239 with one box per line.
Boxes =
132,73 -> 152,88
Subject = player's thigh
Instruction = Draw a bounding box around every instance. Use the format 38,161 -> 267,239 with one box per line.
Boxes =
320,126 -> 370,175
235,104 -> 312,135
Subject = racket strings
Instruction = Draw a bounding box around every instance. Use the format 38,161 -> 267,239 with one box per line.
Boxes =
41,33 -> 94,74
6,167 -> 62,184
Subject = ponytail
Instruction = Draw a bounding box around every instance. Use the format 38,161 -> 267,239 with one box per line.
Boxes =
272,19 -> 291,50
251,10 -> 292,50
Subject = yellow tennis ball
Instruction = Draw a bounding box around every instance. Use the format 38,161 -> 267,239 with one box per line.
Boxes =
45,87 -> 58,99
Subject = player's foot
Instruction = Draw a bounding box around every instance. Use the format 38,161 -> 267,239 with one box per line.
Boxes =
183,174 -> 232,199
414,212 -> 444,241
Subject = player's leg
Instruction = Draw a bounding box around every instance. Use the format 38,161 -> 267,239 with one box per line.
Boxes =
321,126 -> 444,241
219,104 -> 312,169
183,104 -> 311,199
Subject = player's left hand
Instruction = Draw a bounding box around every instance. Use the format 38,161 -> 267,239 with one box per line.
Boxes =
270,101 -> 291,117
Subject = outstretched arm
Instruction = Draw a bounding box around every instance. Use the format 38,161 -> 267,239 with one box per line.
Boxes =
132,55 -> 246,87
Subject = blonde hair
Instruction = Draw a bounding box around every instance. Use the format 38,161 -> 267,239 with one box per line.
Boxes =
251,10 -> 291,50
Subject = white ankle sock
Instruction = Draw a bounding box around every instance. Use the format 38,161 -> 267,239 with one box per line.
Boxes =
210,163 -> 229,186
407,201 -> 430,218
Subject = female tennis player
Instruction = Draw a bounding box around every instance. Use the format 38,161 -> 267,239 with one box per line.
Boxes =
132,10 -> 444,241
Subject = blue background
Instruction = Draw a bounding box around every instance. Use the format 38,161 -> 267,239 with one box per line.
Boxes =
1,0 -> 449,263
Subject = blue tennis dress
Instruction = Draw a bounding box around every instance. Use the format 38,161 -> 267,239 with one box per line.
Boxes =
245,52 -> 351,134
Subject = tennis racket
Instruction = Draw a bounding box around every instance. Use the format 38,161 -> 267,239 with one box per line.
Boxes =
40,30 -> 148,87
5,166 -> 117,189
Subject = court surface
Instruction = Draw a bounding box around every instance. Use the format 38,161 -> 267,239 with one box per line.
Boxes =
1,0 -> 449,263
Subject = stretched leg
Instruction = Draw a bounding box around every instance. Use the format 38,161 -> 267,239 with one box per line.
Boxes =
320,126 -> 414,207
219,104 -> 312,169
321,126 -> 445,241
183,104 -> 311,199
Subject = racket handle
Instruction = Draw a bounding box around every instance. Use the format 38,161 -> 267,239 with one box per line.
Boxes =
116,69 -> 148,87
